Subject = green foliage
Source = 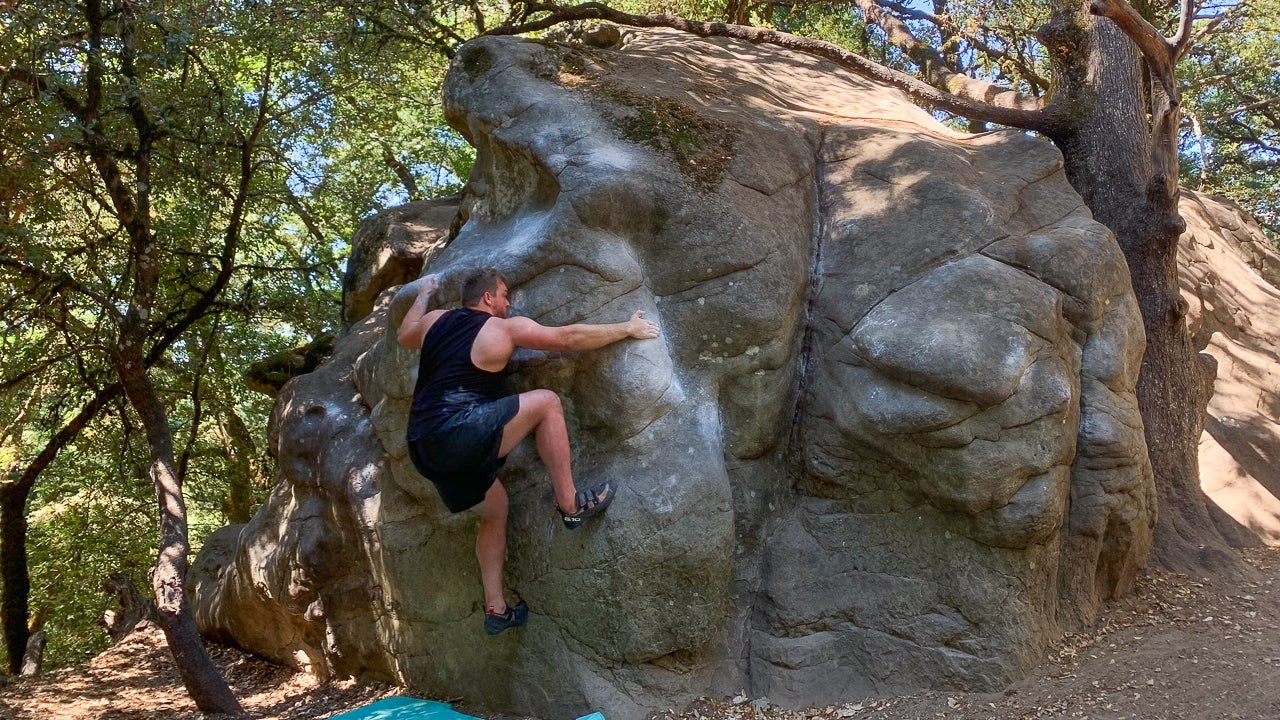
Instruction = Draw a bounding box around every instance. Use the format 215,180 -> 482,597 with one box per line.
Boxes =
25,417 -> 156,667
0,0 -> 476,671
1178,0 -> 1280,237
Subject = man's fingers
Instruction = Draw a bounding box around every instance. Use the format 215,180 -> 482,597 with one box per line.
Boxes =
629,310 -> 660,338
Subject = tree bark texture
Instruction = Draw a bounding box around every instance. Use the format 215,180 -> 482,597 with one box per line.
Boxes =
0,482 -> 30,675
102,571 -> 158,643
116,349 -> 244,715
19,630 -> 45,676
1048,14 -> 1238,575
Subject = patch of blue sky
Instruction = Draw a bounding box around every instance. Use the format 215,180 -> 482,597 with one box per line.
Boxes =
374,161 -> 464,208
284,140 -> 332,196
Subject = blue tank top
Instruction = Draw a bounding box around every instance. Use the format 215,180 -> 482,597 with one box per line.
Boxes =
407,308 -> 509,441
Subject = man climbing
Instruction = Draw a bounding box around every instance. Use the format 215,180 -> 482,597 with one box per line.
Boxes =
397,268 -> 661,635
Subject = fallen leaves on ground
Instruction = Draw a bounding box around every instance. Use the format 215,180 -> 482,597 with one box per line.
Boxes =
3,548 -> 1279,720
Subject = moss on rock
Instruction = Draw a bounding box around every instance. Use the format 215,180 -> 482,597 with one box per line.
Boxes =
541,42 -> 735,191
596,84 -> 735,192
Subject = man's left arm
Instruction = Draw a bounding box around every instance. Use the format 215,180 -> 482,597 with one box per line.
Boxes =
505,311 -> 660,352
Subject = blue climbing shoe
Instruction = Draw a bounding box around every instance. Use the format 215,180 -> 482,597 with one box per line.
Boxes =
559,480 -> 615,530
484,601 -> 528,636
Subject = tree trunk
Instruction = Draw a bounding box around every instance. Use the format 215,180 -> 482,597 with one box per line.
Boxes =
0,480 -> 31,675
117,352 -> 244,715
1126,220 -> 1227,574
1,388 -> 118,673
1049,16 -> 1239,576
102,571 -> 158,642
219,401 -> 263,525
19,630 -> 45,676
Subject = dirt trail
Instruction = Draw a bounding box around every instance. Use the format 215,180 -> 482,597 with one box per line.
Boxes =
3,548 -> 1278,720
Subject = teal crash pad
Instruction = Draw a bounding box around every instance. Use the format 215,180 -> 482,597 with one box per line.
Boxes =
328,697 -> 482,720
327,696 -> 607,720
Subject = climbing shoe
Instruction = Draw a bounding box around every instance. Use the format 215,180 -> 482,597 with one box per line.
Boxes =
484,601 -> 528,636
559,480 -> 615,530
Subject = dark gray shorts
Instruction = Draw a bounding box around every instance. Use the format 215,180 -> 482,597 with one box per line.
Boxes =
407,394 -> 520,513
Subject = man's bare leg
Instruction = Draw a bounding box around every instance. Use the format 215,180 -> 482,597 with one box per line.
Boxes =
498,389 -> 578,512
471,480 -> 509,614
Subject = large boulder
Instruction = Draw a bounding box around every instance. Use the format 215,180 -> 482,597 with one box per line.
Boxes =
192,29 -> 1159,718
1180,190 -> 1280,545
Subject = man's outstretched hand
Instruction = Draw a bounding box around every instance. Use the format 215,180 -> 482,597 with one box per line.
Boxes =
627,310 -> 661,340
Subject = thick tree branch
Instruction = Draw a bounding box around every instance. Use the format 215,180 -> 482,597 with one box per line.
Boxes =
1219,117 -> 1280,154
383,146 -> 420,199
874,0 -> 1050,93
2,385 -> 122,497
469,0 -> 488,34
148,51 -> 273,356
491,3 -> 1058,132
282,192 -> 329,245
0,354 -> 90,393
1,381 -> 119,673
1169,0 -> 1197,57
1204,95 -> 1280,121
0,382 -> 42,448
0,256 -> 122,320
0,367 -> 43,395
177,323 -> 217,484
851,0 -> 1043,107
337,2 -> 466,59
1088,0 -> 1177,97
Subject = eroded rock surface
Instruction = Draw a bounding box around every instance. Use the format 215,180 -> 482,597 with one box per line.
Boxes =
1180,191 -> 1280,545
193,29 -> 1160,719
342,197 -> 459,325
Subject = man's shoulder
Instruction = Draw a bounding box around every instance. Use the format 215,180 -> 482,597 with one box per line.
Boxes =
425,307 -> 451,323
416,308 -> 452,339
492,315 -> 565,352
494,314 -> 536,327
477,314 -> 524,337
492,315 -> 548,336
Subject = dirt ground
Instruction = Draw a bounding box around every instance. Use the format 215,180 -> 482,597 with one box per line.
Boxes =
2,548 -> 1278,720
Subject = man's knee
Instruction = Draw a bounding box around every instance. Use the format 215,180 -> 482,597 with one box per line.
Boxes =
526,389 -> 563,420
475,483 -> 509,523
481,503 -> 508,526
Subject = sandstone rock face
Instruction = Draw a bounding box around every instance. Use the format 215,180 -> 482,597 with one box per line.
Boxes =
192,29 -> 1159,719
343,197 -> 459,325
1180,191 -> 1280,546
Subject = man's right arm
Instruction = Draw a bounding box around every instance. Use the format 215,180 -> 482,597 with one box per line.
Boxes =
397,276 -> 442,349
